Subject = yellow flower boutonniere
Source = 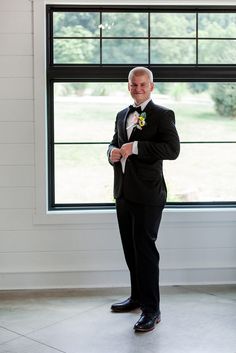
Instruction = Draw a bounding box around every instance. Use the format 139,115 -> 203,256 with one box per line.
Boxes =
137,112 -> 147,129
127,111 -> 147,132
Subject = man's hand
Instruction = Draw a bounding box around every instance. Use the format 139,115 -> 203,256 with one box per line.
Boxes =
110,148 -> 122,163
120,143 -> 133,159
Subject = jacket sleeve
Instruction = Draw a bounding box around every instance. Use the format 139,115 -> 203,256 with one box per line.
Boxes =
107,115 -> 119,165
137,109 -> 180,161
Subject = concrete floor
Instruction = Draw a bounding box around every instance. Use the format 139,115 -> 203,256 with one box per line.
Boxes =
0,285 -> 235,353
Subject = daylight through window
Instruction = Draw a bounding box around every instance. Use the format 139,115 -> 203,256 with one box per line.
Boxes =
47,6 -> 236,209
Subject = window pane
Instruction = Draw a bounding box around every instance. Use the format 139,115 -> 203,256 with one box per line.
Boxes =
151,39 -> 196,64
54,82 -> 128,142
53,39 -> 100,64
199,13 -> 236,38
101,12 -> 148,37
54,144 -> 113,204
165,143 -> 236,202
198,40 -> 236,64
53,81 -> 236,204
53,12 -> 100,37
102,39 -> 148,64
151,13 -> 196,37
155,82 -> 236,142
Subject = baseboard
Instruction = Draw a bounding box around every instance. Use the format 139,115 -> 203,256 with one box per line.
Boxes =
0,267 -> 235,290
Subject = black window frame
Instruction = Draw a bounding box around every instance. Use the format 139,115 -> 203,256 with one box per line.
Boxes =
46,4 -> 236,211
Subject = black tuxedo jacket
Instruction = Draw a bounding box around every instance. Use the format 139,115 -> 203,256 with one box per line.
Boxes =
108,100 -> 180,206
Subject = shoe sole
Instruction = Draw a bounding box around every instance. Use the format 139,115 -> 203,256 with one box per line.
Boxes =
134,317 -> 161,333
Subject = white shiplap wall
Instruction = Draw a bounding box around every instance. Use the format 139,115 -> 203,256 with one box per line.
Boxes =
0,0 -> 235,290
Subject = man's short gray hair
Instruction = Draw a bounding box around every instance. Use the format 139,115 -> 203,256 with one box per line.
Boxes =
128,66 -> 153,82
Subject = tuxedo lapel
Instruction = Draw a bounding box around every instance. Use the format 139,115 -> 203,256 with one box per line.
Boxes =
122,108 -> 130,142
143,99 -> 155,114
129,124 -> 137,141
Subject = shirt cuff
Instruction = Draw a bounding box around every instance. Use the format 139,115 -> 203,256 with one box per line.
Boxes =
132,141 -> 138,155
109,147 -> 116,163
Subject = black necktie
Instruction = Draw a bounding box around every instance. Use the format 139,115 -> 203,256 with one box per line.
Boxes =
128,105 -> 142,114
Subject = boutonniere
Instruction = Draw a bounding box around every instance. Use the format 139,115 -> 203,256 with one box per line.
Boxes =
127,111 -> 147,131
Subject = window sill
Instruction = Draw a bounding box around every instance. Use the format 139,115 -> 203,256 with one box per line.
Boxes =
33,207 -> 236,226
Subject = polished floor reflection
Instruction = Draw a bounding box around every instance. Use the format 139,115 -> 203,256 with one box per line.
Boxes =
0,285 -> 235,353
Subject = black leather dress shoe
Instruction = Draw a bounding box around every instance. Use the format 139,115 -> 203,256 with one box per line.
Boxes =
111,297 -> 140,312
134,312 -> 161,332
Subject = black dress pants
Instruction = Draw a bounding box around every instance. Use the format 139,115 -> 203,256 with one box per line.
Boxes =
116,197 -> 164,314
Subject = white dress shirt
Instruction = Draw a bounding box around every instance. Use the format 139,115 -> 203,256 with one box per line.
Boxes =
121,98 -> 151,172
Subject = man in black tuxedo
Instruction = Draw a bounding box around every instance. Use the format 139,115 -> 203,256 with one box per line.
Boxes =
108,67 -> 180,332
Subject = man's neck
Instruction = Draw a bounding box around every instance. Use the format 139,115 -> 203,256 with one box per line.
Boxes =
134,98 -> 152,110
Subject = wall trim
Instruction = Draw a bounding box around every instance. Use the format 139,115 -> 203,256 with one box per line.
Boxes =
1,268 -> 235,290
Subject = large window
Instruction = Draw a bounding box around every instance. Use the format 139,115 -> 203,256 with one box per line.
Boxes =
47,6 -> 236,210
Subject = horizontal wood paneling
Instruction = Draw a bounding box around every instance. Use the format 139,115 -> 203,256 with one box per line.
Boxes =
0,100 -> 33,121
0,229 -> 120,252
0,248 -> 235,273
0,270 -> 131,290
0,12 -> 32,34
0,144 -> 34,165
0,211 -> 118,231
160,267 -> 236,286
0,166 -> 34,187
0,210 -> 34,230
158,223 -> 236,249
0,56 -> 33,77
0,34 -> 33,55
0,251 -> 126,272
0,123 -> 34,143
0,226 -> 235,252
0,0 -> 31,12
161,248 -> 236,269
0,78 -> 33,99
0,187 -> 34,208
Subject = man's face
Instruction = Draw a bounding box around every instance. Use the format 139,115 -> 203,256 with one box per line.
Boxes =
128,74 -> 154,105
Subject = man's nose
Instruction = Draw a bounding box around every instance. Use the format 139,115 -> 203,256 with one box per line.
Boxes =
135,85 -> 143,91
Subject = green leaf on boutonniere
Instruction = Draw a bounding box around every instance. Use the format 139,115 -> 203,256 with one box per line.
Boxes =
137,112 -> 147,130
